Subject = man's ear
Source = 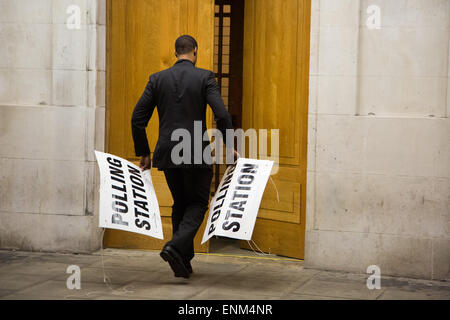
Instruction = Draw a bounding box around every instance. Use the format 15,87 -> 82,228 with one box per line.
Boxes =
174,51 -> 178,58
193,48 -> 198,56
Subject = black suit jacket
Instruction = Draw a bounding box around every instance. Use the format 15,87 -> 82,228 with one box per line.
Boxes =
131,59 -> 233,170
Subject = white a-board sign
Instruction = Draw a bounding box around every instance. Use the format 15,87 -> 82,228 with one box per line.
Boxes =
202,158 -> 274,244
95,151 -> 163,239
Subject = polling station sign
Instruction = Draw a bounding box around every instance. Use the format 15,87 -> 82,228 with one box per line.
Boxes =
95,151 -> 163,239
202,158 -> 274,244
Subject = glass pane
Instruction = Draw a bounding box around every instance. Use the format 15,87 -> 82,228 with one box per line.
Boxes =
222,45 -> 230,55
222,64 -> 229,74
223,17 -> 231,27
224,5 -> 231,13
222,78 -> 229,87
215,5 -> 220,13
221,87 -> 229,97
223,26 -> 230,36
222,54 -> 230,65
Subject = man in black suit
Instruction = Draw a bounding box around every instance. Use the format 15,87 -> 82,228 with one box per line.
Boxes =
131,35 -> 234,278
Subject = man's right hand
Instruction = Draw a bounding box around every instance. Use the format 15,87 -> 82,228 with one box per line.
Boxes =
233,149 -> 240,162
225,149 -> 240,166
139,154 -> 151,171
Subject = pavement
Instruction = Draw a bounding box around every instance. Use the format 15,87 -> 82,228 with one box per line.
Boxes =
0,248 -> 449,300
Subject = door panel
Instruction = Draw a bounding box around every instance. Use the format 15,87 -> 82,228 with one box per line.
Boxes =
105,0 -> 215,252
240,0 -> 311,259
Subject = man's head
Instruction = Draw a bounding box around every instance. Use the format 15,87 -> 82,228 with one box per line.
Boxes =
175,35 -> 198,65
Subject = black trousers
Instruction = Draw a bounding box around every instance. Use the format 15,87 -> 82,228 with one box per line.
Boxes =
163,167 -> 212,262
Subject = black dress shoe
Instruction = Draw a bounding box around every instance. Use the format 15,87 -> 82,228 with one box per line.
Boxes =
185,261 -> 193,274
160,245 -> 189,278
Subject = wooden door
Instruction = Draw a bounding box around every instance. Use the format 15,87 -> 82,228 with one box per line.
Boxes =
104,0 -> 215,252
240,0 -> 311,259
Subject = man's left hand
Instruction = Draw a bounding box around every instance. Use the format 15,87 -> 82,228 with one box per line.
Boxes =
139,155 -> 151,171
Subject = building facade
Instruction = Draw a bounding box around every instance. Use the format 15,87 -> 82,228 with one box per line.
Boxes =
0,0 -> 448,280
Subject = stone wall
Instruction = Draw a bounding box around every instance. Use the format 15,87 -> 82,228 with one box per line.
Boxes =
0,0 -> 106,252
306,0 -> 450,280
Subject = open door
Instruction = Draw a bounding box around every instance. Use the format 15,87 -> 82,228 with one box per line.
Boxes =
104,0 -> 215,252
240,0 -> 311,259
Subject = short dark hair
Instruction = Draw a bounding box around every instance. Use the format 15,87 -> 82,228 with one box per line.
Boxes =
175,35 -> 198,55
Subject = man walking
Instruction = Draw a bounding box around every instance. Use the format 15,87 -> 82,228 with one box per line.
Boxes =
131,35 -> 234,278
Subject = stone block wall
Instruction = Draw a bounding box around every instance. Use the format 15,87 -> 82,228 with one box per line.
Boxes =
306,0 -> 450,280
0,0 -> 106,252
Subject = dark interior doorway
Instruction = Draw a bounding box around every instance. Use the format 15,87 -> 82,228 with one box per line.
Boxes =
214,0 -> 244,130
212,0 -> 244,190
211,0 -> 245,254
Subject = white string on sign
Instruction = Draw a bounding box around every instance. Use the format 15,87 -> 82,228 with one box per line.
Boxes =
64,228 -> 113,300
98,229 -> 137,296
269,176 -> 280,203
100,228 -> 112,288
246,239 -> 272,257
243,176 -> 277,257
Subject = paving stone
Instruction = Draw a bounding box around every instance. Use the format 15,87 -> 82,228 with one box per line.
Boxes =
0,251 -> 30,264
282,292 -> 351,300
379,276 -> 450,291
111,277 -> 214,300
0,249 -> 449,300
234,261 -> 319,282
1,280 -> 119,300
0,261 -> 71,277
24,252 -> 100,267
188,260 -> 248,276
293,278 -> 384,300
195,254 -> 255,265
311,270 -> 369,283
0,272 -> 55,291
209,274 -> 299,298
93,294 -> 151,300
190,289 -> 281,300
51,266 -> 161,285
89,255 -> 166,272
377,283 -> 450,300
0,289 -> 15,298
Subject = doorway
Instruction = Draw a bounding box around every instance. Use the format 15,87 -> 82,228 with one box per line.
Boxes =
105,0 -> 311,259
